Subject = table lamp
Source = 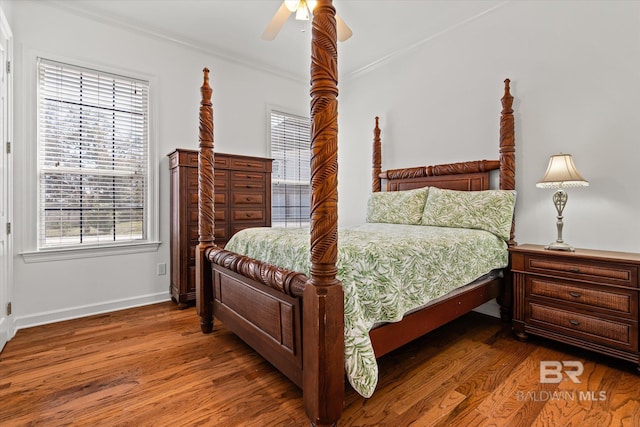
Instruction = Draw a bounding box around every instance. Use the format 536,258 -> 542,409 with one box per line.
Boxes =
536,154 -> 589,251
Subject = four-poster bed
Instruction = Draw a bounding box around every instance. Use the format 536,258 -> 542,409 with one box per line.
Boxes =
195,2 -> 516,425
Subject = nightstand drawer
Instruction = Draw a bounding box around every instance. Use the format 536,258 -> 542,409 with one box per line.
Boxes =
528,278 -> 637,318
524,255 -> 638,288
528,303 -> 637,352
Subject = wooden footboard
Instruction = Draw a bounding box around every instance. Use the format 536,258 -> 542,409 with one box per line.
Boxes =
211,262 -> 304,387
207,247 -> 307,386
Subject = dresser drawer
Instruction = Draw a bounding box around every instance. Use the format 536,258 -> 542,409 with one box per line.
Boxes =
214,170 -> 229,189
187,167 -> 199,189
215,155 -> 230,169
232,181 -> 265,191
233,193 -> 264,206
188,208 -> 198,226
231,172 -> 266,182
215,226 -> 228,240
232,209 -> 264,222
215,193 -> 227,205
527,277 -> 637,318
524,254 -> 638,288
188,192 -> 198,208
527,303 -> 638,352
190,207 -> 226,223
230,157 -> 269,172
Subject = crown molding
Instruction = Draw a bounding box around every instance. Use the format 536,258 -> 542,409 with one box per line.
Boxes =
345,1 -> 509,81
47,0 -> 308,84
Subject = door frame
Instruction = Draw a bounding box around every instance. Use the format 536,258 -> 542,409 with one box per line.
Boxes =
0,5 -> 13,352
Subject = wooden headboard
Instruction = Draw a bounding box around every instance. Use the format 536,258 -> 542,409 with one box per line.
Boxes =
371,79 -> 516,241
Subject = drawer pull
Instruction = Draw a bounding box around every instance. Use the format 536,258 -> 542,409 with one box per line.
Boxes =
246,185 -> 253,189
569,292 -> 581,298
246,197 -> 253,201
569,319 -> 580,326
568,267 -> 581,273
246,213 -> 253,218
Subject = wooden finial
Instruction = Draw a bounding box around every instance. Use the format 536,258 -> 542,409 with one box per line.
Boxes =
502,78 -> 513,115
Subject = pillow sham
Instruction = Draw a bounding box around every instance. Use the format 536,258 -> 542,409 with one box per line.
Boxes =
421,187 -> 516,240
366,186 -> 429,225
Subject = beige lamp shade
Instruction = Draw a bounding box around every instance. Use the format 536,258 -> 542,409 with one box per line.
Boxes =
536,154 -> 589,189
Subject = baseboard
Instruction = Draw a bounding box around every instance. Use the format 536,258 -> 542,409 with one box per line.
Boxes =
14,292 -> 172,331
0,316 -> 15,352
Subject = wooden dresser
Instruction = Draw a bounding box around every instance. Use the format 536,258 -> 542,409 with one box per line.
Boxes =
168,149 -> 272,307
510,244 -> 640,370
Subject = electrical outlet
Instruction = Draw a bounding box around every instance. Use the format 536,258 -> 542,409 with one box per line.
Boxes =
157,263 -> 167,275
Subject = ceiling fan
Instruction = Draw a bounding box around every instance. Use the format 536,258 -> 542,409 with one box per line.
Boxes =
261,0 -> 353,42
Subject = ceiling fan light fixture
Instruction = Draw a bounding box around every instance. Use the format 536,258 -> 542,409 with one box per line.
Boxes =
262,0 -> 352,41
295,1 -> 310,21
284,0 -> 300,12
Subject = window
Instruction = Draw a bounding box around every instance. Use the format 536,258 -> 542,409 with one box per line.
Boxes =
270,110 -> 311,228
37,58 -> 149,249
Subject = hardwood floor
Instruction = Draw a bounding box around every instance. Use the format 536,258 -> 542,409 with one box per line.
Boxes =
1,302 -> 639,426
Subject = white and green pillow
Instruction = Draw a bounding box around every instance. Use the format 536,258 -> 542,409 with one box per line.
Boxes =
366,187 -> 429,225
421,187 -> 516,240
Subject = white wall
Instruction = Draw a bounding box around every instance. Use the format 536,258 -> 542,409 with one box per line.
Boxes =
0,0 -> 11,24
11,1 -> 308,328
339,0 -> 640,254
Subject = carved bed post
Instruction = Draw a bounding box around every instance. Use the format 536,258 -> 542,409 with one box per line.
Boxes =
498,78 -> 516,322
499,79 -> 516,234
303,0 -> 344,426
372,116 -> 382,192
196,68 -> 215,334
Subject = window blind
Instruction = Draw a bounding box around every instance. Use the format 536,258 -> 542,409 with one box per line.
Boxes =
270,110 -> 311,228
37,58 -> 149,248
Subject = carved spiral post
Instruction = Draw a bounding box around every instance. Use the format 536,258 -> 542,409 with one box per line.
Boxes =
196,68 -> 215,333
499,78 -> 516,243
303,1 -> 344,426
372,117 -> 382,192
498,78 -> 516,322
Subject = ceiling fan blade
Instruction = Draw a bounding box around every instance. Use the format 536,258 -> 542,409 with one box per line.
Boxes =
336,14 -> 352,42
261,2 -> 292,41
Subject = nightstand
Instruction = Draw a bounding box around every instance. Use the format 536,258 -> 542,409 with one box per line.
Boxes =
510,244 -> 640,370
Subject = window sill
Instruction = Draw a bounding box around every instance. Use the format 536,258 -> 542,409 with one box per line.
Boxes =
20,241 -> 161,263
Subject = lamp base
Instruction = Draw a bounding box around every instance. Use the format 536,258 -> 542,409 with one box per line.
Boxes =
545,241 -> 575,252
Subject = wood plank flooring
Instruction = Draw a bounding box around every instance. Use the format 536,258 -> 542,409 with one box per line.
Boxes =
1,302 -> 639,426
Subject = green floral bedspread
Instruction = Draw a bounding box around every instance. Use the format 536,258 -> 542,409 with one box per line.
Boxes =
225,223 -> 508,397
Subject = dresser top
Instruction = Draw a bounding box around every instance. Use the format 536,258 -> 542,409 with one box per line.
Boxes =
510,244 -> 640,265
167,148 -> 272,162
